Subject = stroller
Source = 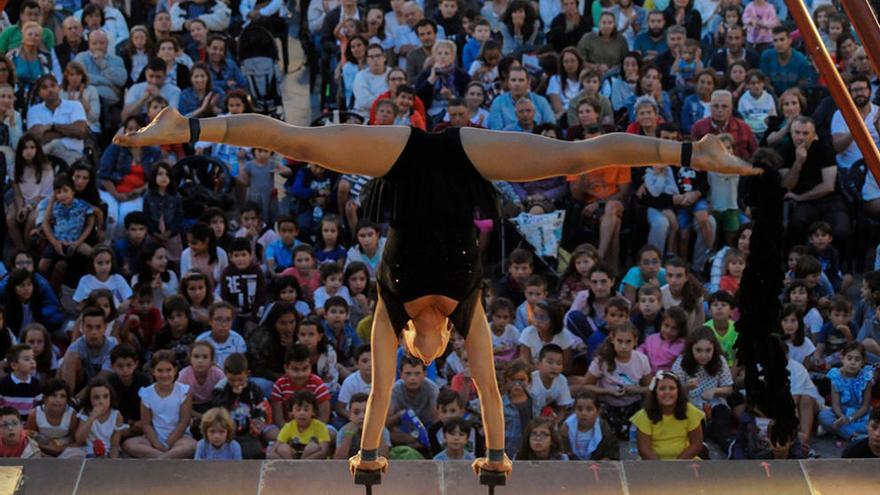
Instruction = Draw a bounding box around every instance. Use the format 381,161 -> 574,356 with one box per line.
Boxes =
173,156 -> 237,223
238,24 -> 286,121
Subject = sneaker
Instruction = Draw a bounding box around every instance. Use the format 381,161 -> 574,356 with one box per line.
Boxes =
806,448 -> 819,459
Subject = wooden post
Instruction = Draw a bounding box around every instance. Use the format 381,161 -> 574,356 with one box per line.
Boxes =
782,0 -> 880,184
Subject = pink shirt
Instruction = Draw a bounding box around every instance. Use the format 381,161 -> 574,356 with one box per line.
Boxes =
177,365 -> 225,405
637,334 -> 685,373
587,350 -> 651,407
743,2 -> 779,44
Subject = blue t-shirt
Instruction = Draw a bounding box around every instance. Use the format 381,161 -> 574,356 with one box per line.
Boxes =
759,48 -> 816,93
433,449 -> 476,460
619,266 -> 667,293
70,336 -> 117,381
195,439 -> 242,460
633,32 -> 668,57
265,239 -> 301,272
196,330 -> 247,367
52,198 -> 94,242
817,321 -> 856,355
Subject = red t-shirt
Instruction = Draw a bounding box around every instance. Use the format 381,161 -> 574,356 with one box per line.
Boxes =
115,164 -> 146,194
270,374 -> 330,405
0,432 -> 28,458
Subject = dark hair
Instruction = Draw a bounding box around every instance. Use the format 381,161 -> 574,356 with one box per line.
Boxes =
585,264 -> 618,318
829,294 -> 853,314
559,243 -> 599,285
187,222 -> 219,265
501,0 -> 537,40
239,201 -> 262,218
224,89 -> 254,113
223,352 -> 248,374
524,274 -> 547,290
14,133 -> 48,184
276,215 -> 299,232
596,321 -> 639,372
124,211 -> 149,229
284,344 -> 311,365
0,407 -> 18,419
354,344 -> 371,362
794,255 -> 822,278
841,341 -> 866,362
80,378 -> 117,414
414,18 -> 438,34
573,390 -> 599,407
53,173 -> 75,191
661,306 -> 689,341
271,275 -> 303,302
707,290 -> 735,308
84,289 -> 118,321
319,262 -> 344,282
81,3 -> 105,26
533,299 -> 565,336
518,417 -> 564,460
343,261 -> 371,298
87,245 -> 116,276
6,343 -> 31,365
324,295 -> 349,313
508,248 -> 534,267
605,297 -> 631,316
147,161 -> 176,194
5,270 -> 43,334
287,390 -> 318,413
664,258 -> 702,312
488,297 -> 515,316
20,324 -> 52,374
41,378 -> 71,403
110,343 -> 139,364
400,355 -> 426,372
181,270 -> 214,307
783,279 -> 816,310
437,388 -> 464,408
643,371 -> 688,423
869,407 -> 880,424
137,241 -> 171,284
349,392 -> 369,407
443,417 -> 473,437
145,57 -> 168,74
680,326 -> 724,376
779,303 -> 806,346
69,160 -> 101,205
538,343 -> 564,361
229,237 -> 252,255
161,295 -> 192,321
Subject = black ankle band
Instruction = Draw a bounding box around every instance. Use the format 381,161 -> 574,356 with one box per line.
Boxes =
488,449 -> 505,462
360,449 -> 379,461
680,141 -> 692,169
188,118 -> 201,145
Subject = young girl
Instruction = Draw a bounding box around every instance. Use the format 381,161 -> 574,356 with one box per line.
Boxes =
316,214 -> 347,265
818,342 -> 873,440
718,248 -> 746,295
638,306 -> 688,373
73,246 -> 133,308
500,361 -> 539,459
260,276 -> 310,323
584,323 -> 652,438
69,160 -> 105,242
195,406 -> 242,460
120,25 -> 154,84
671,327 -> 734,451
620,245 -> 665,304
724,61 -> 748,101
344,220 -> 386,282
3,269 -> 62,336
60,61 -> 100,136
518,299 -> 575,369
569,264 -> 621,339
25,379 -> 80,458
201,207 -> 236,256
297,317 -> 340,393
443,330 -> 467,380
132,242 -> 180,309
559,391 -> 619,460
180,271 -> 213,325
21,323 -> 59,380
281,244 -> 320,302
464,81 -> 491,127
515,417 -> 568,460
123,350 -> 197,458
205,89 -> 255,180
487,297 -> 521,362
142,161 -> 185,260
557,243 -> 599,309
5,134 -> 52,251
344,262 -> 372,327
152,296 -> 204,370
784,280 -> 823,336
467,40 -> 502,90
180,222 -> 228,289
661,258 -> 705,333
742,0 -> 779,50
312,263 -> 353,313
177,341 -> 225,414
779,304 -> 815,367
75,378 -> 127,458
239,148 -> 281,226
630,371 -> 705,460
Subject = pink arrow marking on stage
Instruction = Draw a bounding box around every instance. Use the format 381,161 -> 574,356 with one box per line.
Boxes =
589,464 -> 600,481
760,462 -> 772,478
690,463 -> 700,479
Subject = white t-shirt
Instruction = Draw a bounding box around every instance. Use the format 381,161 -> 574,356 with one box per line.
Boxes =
518,325 -> 575,362
26,100 -> 87,152
73,274 -> 132,306
787,338 -> 816,365
529,369 -> 574,408
787,358 -> 825,407
737,90 -> 776,135
337,371 -> 371,407
804,307 -> 824,335
490,324 -> 521,351
546,75 -> 583,109
831,105 -> 879,169
139,382 -> 190,446
314,285 -> 353,310
196,330 -> 247,367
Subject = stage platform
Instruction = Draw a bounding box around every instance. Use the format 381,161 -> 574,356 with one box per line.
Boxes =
0,459 -> 878,495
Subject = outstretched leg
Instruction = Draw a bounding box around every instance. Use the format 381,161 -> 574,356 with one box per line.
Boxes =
459,128 -> 760,181
114,107 -> 411,178
465,301 -> 512,475
349,294 -> 398,475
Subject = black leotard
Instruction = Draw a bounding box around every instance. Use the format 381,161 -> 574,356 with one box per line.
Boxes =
362,127 -> 499,338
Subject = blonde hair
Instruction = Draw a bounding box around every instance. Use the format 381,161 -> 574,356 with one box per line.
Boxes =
200,407 -> 235,442
432,39 -> 457,58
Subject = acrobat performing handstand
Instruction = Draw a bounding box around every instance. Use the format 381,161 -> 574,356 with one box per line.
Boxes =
116,108 -> 760,482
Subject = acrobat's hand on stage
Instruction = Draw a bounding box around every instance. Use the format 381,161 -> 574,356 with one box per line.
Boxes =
349,453 -> 389,476
690,133 -> 763,176
472,454 -> 513,477
113,107 -> 191,147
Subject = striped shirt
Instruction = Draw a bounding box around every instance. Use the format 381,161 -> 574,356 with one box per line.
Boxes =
270,374 -> 330,407
0,374 -> 42,419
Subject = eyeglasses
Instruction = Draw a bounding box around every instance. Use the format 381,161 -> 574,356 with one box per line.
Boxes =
0,421 -> 20,429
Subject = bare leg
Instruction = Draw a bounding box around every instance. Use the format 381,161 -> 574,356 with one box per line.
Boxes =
663,209 -> 679,257
466,302 -> 512,475
598,201 -> 624,268
159,437 -> 197,459
459,129 -> 761,180
349,295 -> 398,475
695,210 -> 714,255
122,436 -> 164,458
6,209 -> 23,250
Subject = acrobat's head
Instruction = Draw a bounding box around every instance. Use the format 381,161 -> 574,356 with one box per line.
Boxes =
402,305 -> 451,366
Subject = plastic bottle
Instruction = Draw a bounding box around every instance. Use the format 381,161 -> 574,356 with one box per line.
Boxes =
628,424 -> 638,455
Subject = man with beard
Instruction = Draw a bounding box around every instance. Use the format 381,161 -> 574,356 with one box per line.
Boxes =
777,116 -> 848,249
708,25 -> 760,75
832,74 -> 880,218
633,10 -> 667,63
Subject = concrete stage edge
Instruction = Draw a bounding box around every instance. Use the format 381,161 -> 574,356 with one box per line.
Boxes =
0,459 -> 878,495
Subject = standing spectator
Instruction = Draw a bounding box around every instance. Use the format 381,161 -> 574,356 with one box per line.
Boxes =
487,67 -> 554,130
170,0 -> 232,33
611,0 -> 646,49
320,0 -> 365,61
73,29 -> 126,108
690,90 -> 757,159
759,26 -> 816,93
26,74 -> 88,166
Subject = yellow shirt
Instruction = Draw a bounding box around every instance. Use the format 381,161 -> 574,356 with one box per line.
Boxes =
630,403 -> 705,460
277,419 -> 331,445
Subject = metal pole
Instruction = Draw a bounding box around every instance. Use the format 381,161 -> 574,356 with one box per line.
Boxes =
840,0 -> 880,87
782,0 -> 880,185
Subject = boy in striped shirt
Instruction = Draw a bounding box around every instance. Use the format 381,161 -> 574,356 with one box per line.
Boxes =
270,344 -> 331,426
0,344 -> 42,419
